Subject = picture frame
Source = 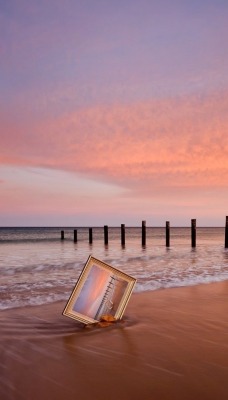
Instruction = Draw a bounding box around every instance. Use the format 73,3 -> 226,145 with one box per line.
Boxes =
62,255 -> 137,325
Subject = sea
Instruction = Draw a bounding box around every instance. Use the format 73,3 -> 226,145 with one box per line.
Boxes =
0,227 -> 227,310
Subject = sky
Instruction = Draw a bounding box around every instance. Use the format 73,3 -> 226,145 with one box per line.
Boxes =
0,0 -> 228,227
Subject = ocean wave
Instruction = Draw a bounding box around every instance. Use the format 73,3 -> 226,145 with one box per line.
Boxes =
0,227 -> 227,310
0,271 -> 227,310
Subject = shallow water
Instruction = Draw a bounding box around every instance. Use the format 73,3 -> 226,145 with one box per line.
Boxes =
0,227 -> 227,309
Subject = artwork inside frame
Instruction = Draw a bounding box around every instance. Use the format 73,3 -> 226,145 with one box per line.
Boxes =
62,255 -> 137,325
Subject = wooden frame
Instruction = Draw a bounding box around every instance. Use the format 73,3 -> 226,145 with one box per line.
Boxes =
62,255 -> 136,324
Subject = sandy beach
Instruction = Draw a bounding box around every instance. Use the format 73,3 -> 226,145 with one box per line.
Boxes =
0,281 -> 227,400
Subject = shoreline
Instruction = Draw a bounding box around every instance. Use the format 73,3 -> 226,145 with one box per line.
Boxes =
0,281 -> 228,399
1,276 -> 228,312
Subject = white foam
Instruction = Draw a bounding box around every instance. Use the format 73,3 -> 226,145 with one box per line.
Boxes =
1,227 -> 228,310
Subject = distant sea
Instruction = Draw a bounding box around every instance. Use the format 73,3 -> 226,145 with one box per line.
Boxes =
0,227 -> 227,310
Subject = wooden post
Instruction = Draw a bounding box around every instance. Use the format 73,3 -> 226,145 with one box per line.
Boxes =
142,220 -> 146,247
166,221 -> 170,247
74,229 -> 77,242
121,224 -> 125,246
225,216 -> 228,248
191,219 -> 196,248
89,228 -> 93,244
104,225 -> 108,245
61,230 -> 64,240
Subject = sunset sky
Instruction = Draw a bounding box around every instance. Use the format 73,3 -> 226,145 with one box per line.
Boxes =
1,0 -> 228,226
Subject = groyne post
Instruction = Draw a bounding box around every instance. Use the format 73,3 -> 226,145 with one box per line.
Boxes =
61,230 -> 64,240
166,221 -> 170,247
191,219 -> 196,248
142,220 -> 146,247
104,225 -> 108,245
225,216 -> 228,248
121,224 -> 125,246
89,228 -> 93,244
74,229 -> 77,242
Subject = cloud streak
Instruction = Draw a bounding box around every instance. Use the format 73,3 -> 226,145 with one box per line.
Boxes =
1,89 -> 228,193
1,1 -> 228,225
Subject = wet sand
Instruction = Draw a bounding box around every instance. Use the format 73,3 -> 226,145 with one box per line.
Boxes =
0,281 -> 227,400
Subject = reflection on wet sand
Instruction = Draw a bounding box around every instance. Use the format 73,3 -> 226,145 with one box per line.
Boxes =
1,282 -> 228,400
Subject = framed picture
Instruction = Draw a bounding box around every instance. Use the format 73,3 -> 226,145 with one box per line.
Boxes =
63,255 -> 136,325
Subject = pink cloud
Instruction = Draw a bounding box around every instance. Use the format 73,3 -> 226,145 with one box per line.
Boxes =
1,89 -> 228,193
